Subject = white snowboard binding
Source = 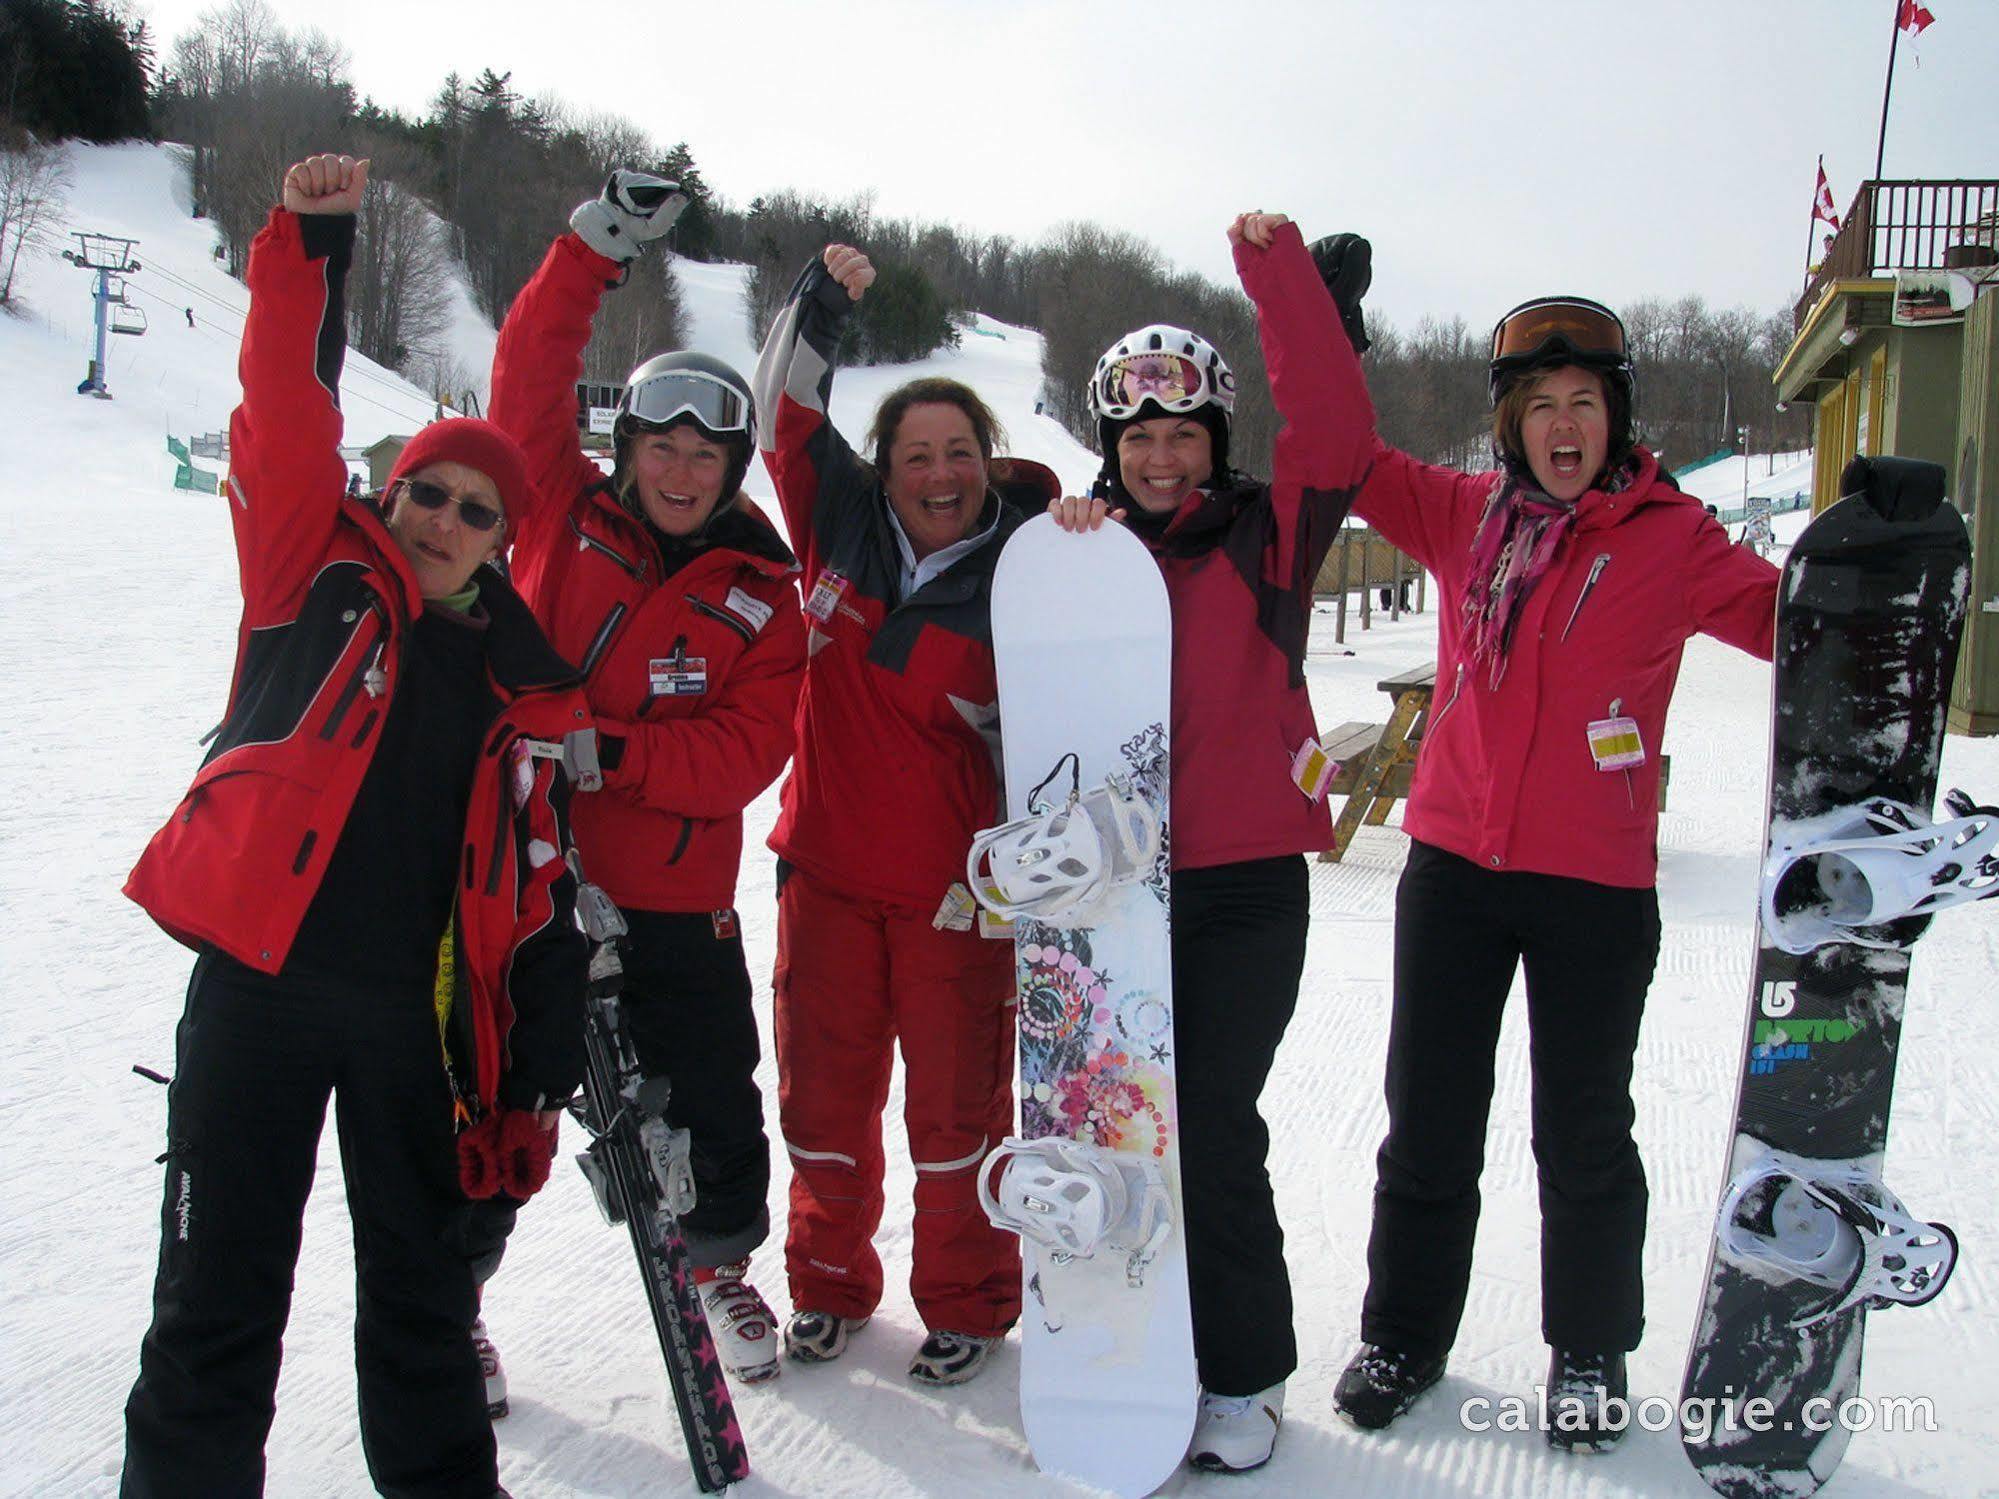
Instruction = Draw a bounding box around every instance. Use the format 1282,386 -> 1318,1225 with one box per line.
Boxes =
967,753 -> 1162,923
1717,1152 -> 1958,1328
1761,791 -> 1999,954
978,1136 -> 1173,1286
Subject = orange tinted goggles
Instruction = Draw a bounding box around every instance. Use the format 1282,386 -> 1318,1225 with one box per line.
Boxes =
1490,297 -> 1627,367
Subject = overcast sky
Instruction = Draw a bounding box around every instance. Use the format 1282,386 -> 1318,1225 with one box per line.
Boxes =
133,0 -> 1999,331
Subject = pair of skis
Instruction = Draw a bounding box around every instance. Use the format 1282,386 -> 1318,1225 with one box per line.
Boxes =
568,879 -> 750,1492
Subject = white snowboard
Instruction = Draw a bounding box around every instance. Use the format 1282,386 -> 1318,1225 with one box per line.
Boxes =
987,514 -> 1195,1498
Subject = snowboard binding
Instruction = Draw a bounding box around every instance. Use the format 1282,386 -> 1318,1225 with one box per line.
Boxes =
978,1136 -> 1173,1286
967,753 -> 1162,923
1717,1152 -> 1959,1328
1760,791 -> 1999,954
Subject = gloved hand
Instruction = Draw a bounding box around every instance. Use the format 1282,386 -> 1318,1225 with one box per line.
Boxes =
1305,232 -> 1373,354
458,1107 -> 561,1199
570,169 -> 688,265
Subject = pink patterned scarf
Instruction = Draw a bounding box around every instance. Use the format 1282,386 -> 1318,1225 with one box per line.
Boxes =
1460,460 -> 1633,686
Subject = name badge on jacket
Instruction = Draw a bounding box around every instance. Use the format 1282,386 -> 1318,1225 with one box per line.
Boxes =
649,656 -> 708,697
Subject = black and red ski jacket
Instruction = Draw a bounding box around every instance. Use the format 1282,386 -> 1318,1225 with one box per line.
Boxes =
123,208 -> 591,1116
490,231 -> 807,915
752,257 -> 1060,908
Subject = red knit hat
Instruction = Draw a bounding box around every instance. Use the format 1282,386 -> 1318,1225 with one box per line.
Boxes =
385,417 -> 538,524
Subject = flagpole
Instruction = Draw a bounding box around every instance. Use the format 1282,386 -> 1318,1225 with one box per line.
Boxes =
1874,0 -> 1902,180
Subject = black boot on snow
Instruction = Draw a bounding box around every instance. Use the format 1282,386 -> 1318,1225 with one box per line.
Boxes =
1546,1348 -> 1628,1454
1333,1342 -> 1446,1431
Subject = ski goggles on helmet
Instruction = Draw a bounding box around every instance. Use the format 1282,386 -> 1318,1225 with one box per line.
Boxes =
1488,296 -> 1630,402
621,367 -> 751,438
1093,352 -> 1216,420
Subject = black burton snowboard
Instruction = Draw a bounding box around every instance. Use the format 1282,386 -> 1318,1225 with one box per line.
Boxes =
1681,457 -> 1979,1498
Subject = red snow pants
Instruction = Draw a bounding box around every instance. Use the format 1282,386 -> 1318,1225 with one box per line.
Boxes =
773,863 -> 1020,1336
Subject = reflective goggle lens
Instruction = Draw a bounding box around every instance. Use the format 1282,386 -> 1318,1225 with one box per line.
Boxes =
1491,300 -> 1627,366
400,477 -> 503,532
1095,352 -> 1210,419
623,369 -> 750,435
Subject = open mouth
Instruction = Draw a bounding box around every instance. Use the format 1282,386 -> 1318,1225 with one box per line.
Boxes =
920,492 -> 963,516
1549,444 -> 1584,479
416,539 -> 452,563
656,491 -> 701,512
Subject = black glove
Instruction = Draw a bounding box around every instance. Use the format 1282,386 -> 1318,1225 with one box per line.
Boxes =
1306,232 -> 1373,354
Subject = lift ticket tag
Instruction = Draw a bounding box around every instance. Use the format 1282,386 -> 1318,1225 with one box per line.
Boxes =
1291,737 -> 1336,804
804,569 -> 849,624
1587,715 -> 1647,771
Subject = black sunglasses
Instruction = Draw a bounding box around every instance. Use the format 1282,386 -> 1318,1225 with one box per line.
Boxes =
397,476 -> 505,533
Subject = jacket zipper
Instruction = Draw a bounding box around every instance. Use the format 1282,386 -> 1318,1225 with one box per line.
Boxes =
569,514 -> 646,580
1561,553 -> 1613,642
1426,662 -> 1467,740
689,595 -> 755,645
578,601 -> 627,678
663,818 -> 695,866
318,607 -> 382,741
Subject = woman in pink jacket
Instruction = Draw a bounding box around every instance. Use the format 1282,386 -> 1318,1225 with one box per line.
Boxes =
1241,219 -> 1783,1451
1048,212 -> 1375,1474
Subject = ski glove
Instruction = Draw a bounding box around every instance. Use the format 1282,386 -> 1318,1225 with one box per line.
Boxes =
458,1107 -> 560,1200
570,169 -> 688,265
1306,232 -> 1373,354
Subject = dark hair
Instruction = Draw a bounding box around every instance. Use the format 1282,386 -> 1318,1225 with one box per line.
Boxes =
1491,364 -> 1634,475
867,377 -> 1006,477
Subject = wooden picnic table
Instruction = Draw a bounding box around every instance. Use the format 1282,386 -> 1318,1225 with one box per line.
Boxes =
1315,661 -> 1671,863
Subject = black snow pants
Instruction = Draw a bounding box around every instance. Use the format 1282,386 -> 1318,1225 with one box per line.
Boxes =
122,954 -> 499,1499
1361,839 -> 1662,1361
1174,854 -> 1310,1398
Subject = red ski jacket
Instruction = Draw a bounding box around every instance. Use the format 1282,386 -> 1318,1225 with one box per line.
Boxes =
491,232 -> 806,914
1307,241 -> 1781,887
752,259 -> 1060,908
124,209 -> 592,1114
1108,225 -> 1373,870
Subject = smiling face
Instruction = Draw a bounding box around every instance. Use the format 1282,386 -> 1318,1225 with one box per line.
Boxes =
627,422 -> 733,537
882,401 -> 990,558
1114,416 -> 1214,514
1517,365 -> 1610,502
385,460 -> 505,598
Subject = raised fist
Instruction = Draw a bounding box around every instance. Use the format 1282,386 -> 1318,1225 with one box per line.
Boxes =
283,154 -> 369,216
822,243 -> 875,302
571,169 -> 688,264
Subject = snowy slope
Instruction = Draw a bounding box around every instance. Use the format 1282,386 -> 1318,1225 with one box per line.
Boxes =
5,144 -> 1997,1499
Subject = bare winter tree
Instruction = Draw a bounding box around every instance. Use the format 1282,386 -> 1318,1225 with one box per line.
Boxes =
0,124 -> 70,304
348,142 -> 453,377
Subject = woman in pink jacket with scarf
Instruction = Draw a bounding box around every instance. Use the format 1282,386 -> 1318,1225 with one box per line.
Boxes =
1233,218 -> 1783,1452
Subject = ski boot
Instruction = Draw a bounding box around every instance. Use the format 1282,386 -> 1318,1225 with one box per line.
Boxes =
1546,1349 -> 1626,1454
1333,1342 -> 1446,1431
694,1260 -> 780,1384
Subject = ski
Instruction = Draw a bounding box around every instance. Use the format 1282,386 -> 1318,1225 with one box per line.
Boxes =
1681,458 -> 1972,1498
570,880 -> 750,1493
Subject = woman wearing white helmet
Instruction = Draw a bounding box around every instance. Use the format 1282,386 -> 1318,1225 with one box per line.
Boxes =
477,171 -> 809,1390
1049,214 -> 1378,1472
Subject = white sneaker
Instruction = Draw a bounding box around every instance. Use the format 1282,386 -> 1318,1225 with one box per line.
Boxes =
1187,1381 -> 1285,1472
697,1261 -> 781,1384
471,1316 -> 508,1419
908,1329 -> 1000,1387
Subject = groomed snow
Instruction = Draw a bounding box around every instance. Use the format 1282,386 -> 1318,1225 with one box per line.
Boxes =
4,144 -> 1995,1499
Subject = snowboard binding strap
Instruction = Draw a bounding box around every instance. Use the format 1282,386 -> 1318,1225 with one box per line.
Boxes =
1718,1152 -> 1959,1328
978,1136 -> 1172,1286
967,756 -> 1162,924
1761,793 -> 1999,954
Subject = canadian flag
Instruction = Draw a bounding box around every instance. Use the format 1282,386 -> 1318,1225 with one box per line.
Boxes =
1897,0 -> 1935,37
1813,162 -> 1842,230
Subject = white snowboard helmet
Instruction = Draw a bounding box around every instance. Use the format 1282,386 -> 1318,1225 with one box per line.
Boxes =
1087,324 -> 1235,486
